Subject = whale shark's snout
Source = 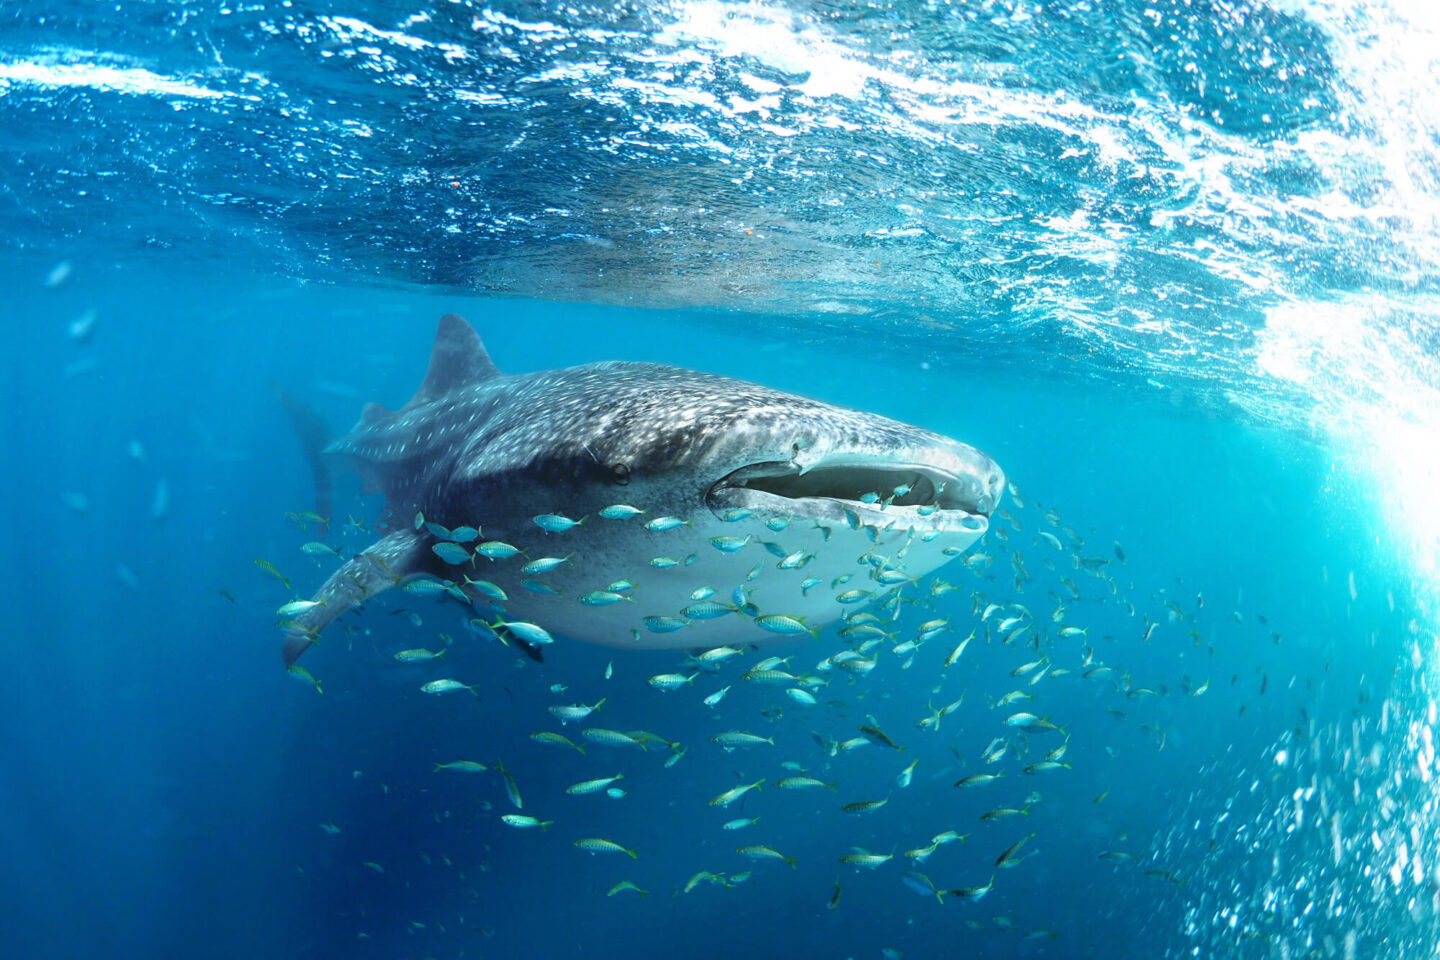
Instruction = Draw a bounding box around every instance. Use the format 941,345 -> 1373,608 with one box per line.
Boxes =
696,404 -> 1003,541
707,443 -> 1003,535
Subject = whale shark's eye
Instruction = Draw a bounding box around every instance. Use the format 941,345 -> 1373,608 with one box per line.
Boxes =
611,463 -> 630,486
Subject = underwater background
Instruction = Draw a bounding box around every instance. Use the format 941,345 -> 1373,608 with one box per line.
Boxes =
2,1 -> 1438,958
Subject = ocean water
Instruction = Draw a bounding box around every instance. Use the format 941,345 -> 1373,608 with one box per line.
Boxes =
2,2 -> 1438,959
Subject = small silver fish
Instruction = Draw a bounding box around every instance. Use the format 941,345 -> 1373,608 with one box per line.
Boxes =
393,647 -> 446,662
710,730 -> 775,749
708,535 -> 752,554
521,554 -> 572,574
276,599 -> 326,617
420,678 -> 479,697
709,780 -> 764,807
491,619 -> 556,646
548,698 -> 606,723
533,513 -> 584,533
574,837 -> 636,858
567,773 -> 624,795
581,590 -> 632,606
754,614 -> 814,637
431,542 -> 472,565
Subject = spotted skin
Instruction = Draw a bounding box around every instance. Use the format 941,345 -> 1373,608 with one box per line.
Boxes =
278,315 -> 1002,665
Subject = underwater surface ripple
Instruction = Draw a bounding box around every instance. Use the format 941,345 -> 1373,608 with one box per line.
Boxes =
1,2 -> 1438,959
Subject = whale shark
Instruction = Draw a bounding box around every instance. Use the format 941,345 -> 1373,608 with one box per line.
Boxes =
274,314 -> 1003,666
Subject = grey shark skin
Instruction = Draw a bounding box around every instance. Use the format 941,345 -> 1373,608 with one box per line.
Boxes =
276,314 -> 1003,666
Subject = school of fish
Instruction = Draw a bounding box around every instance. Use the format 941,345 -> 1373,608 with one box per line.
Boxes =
268,477 -> 1255,947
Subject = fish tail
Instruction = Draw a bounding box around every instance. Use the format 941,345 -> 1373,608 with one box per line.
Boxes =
625,847 -> 637,860
269,382 -> 334,538
785,857 -> 797,869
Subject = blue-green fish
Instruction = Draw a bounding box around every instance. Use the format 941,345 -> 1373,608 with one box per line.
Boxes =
431,542 -> 472,565
521,554 -> 572,574
534,513 -> 584,533
475,540 -> 523,559
581,590 -> 633,606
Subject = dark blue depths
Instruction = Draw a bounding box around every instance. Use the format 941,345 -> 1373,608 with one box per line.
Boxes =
0,267 -> 1415,960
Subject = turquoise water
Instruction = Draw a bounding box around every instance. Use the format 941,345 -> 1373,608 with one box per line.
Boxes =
3,3 -> 1438,959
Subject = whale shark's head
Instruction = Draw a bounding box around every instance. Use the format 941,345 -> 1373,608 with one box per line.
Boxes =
560,380 -> 1004,541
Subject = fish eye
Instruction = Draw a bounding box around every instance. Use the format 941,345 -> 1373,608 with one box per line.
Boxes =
611,462 -> 630,486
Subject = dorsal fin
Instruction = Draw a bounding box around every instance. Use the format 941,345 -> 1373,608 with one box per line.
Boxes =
402,314 -> 501,411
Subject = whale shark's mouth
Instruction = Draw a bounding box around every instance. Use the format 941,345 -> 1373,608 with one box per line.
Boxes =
706,456 -> 993,532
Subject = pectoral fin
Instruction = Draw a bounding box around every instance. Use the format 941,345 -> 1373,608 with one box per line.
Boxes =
282,529 -> 430,665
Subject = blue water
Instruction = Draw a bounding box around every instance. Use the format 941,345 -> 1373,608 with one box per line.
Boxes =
3,3 -> 1438,959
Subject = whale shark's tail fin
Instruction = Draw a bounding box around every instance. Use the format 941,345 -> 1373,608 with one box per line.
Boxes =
270,382 -> 335,539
